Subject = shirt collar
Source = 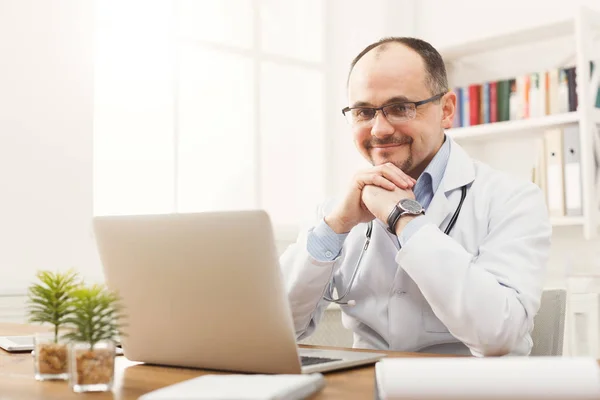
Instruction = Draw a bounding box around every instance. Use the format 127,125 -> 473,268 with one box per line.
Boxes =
416,135 -> 451,194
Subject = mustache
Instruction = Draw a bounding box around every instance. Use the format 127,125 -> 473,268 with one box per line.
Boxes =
364,136 -> 413,149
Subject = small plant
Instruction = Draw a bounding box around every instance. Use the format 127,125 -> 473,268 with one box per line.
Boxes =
63,284 -> 125,349
27,269 -> 81,342
27,269 -> 81,380
64,284 -> 126,392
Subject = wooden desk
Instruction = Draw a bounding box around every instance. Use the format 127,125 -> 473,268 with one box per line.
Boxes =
0,323 -> 455,400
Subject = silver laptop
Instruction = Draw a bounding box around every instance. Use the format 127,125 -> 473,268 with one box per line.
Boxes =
93,210 -> 384,374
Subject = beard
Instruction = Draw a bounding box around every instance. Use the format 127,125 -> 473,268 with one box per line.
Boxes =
363,136 -> 414,172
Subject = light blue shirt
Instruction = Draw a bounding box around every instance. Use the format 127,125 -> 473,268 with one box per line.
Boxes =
307,136 -> 451,261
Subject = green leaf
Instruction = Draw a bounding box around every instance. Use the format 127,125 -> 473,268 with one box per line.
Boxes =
25,269 -> 82,342
60,284 -> 126,348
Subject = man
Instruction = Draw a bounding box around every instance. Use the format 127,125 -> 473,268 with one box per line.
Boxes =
279,37 -> 551,357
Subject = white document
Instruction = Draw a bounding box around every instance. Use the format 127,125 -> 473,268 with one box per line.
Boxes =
375,357 -> 600,400
138,373 -> 325,400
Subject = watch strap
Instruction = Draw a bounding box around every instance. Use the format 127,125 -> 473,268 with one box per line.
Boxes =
386,205 -> 403,234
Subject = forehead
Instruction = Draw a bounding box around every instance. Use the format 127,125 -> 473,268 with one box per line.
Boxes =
348,43 -> 429,105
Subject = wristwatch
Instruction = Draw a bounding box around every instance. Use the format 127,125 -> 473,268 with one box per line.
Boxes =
386,198 -> 425,234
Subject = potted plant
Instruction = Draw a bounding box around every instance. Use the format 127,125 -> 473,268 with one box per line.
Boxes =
63,284 -> 125,393
26,269 -> 81,381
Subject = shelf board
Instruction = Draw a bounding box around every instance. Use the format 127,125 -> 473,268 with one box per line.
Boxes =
447,109 -> 600,142
440,20 -> 574,61
551,216 -> 585,226
447,112 -> 581,141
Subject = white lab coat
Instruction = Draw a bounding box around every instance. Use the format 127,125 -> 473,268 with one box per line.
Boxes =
279,138 -> 552,357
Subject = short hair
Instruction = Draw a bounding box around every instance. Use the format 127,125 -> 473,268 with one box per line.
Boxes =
348,37 -> 448,95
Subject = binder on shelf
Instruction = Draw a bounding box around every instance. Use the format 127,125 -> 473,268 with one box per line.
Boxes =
489,81 -> 498,123
529,72 -> 542,118
497,80 -> 510,122
563,125 -> 583,216
532,138 -> 547,202
558,69 -> 569,114
452,87 -> 462,128
544,128 -> 566,217
461,87 -> 470,127
468,84 -> 481,126
566,67 -> 578,112
548,69 -> 559,115
508,79 -> 518,121
482,82 -> 490,124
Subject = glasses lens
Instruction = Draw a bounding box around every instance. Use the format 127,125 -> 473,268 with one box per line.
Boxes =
349,108 -> 376,123
384,103 -> 415,122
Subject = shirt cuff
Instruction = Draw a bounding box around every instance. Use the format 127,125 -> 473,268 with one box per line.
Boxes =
306,218 -> 349,261
398,215 -> 429,247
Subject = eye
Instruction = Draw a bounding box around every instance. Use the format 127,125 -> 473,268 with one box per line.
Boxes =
352,108 -> 375,121
385,103 -> 411,116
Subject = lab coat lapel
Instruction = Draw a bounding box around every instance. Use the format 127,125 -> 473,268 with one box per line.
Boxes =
425,137 -> 476,231
425,183 -> 452,229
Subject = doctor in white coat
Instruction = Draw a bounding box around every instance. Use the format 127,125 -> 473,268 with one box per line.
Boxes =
279,37 -> 552,357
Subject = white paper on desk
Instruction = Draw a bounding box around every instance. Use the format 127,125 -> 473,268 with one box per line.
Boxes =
375,357 -> 600,400
137,373 -> 325,400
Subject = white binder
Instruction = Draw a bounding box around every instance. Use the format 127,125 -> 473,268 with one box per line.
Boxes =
563,125 -> 583,216
545,128 -> 565,217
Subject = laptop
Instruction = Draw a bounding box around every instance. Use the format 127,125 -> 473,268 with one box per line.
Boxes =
93,210 -> 385,374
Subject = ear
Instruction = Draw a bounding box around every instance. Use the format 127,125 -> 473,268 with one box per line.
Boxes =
440,91 -> 457,129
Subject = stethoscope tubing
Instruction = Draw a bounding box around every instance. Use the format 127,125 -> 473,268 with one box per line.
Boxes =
323,185 -> 468,305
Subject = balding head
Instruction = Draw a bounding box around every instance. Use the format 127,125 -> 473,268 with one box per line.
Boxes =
347,37 -> 448,96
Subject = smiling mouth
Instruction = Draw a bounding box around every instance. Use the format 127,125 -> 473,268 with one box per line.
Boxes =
372,143 -> 406,149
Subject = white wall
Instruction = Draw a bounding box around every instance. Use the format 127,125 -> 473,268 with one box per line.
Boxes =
0,0 -> 100,295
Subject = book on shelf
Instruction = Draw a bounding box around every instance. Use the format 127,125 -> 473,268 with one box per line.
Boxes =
450,62 -> 600,129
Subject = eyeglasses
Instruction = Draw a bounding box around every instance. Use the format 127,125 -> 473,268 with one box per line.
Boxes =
341,92 -> 446,126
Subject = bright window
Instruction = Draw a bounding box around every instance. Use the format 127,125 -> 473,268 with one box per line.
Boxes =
93,0 -> 326,230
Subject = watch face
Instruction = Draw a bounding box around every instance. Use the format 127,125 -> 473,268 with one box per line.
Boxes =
399,198 -> 423,214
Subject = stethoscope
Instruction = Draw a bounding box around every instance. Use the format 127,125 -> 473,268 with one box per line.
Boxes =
323,185 -> 468,306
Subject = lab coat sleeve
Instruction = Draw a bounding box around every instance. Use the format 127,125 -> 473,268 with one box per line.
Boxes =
396,179 -> 551,356
279,202 -> 348,340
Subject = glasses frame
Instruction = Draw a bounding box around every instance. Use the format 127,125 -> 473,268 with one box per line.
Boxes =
341,92 -> 447,125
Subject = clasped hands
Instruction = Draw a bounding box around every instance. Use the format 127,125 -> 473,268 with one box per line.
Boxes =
325,163 -> 417,235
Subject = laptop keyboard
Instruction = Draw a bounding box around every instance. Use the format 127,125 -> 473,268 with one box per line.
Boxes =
300,356 -> 341,366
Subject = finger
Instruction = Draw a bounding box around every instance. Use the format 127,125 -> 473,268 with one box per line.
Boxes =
381,163 -> 413,187
356,166 -> 411,189
391,165 -> 417,187
357,173 -> 397,191
377,164 -> 413,188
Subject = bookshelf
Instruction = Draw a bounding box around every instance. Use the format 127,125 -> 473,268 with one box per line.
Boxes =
441,6 -> 600,240
448,110 -> 600,142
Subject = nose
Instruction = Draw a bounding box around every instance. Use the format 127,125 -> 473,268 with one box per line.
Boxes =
370,111 -> 395,139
